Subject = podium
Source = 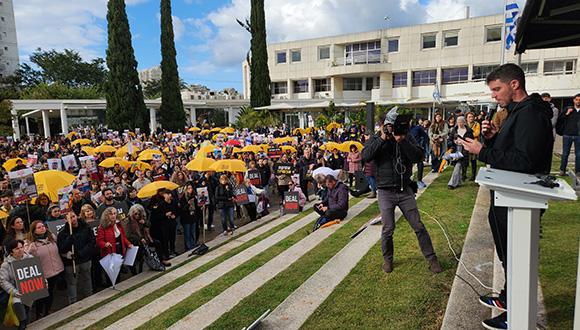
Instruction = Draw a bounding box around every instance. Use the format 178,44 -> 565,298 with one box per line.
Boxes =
475,167 -> 577,330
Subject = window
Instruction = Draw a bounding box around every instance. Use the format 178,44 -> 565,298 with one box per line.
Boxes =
276,51 -> 287,64
344,40 -> 381,65
291,49 -> 301,63
544,60 -> 576,75
485,26 -> 502,42
521,62 -> 538,74
388,39 -> 399,53
443,30 -> 459,47
422,33 -> 437,49
442,67 -> 468,84
366,77 -> 379,90
314,79 -> 330,92
412,70 -> 437,86
392,72 -> 407,88
343,78 -> 363,91
272,82 -> 288,94
293,80 -> 308,93
318,46 -> 330,60
473,64 -> 499,80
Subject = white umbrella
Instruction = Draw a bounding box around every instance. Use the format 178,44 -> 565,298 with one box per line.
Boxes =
100,253 -> 123,288
312,167 -> 340,180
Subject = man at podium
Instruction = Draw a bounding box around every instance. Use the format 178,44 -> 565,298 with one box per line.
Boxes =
461,63 -> 554,330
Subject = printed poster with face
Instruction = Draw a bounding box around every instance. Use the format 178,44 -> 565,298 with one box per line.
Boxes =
76,169 -> 90,192
58,185 -> 73,215
62,154 -> 78,171
79,156 -> 97,174
9,168 -> 38,204
47,158 -> 62,171
27,154 -> 38,167
196,187 -> 209,207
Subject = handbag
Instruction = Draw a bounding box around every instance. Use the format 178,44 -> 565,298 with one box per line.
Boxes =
3,293 -> 19,327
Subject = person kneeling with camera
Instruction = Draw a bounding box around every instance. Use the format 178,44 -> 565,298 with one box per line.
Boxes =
362,109 -> 442,274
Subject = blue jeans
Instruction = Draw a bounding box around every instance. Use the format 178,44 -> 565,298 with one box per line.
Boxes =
560,135 -> 580,173
220,206 -> 235,232
366,175 -> 377,192
182,223 -> 197,250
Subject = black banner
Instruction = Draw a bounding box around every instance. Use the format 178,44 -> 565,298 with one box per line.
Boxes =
12,257 -> 49,306
283,191 -> 300,214
275,163 -> 293,176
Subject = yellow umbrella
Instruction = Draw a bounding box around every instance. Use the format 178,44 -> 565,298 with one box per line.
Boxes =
81,146 -> 96,156
199,144 -> 218,154
209,159 -> 247,173
163,146 -> 185,154
305,127 -> 313,134
94,144 -> 117,154
186,156 -> 216,171
188,127 -> 201,132
0,209 -> 8,220
137,150 -> 165,162
229,147 -> 243,154
273,137 -> 294,144
320,142 -> 341,151
34,170 -> 76,202
211,133 -> 225,141
260,144 -> 270,152
326,122 -> 341,131
115,143 -> 140,157
220,127 -> 236,134
200,129 -> 211,135
292,128 -> 305,136
71,139 -> 92,146
240,145 -> 264,154
99,157 -> 130,169
340,141 -> 364,152
127,161 -> 152,172
66,132 -> 78,140
137,181 -> 179,199
281,145 -> 297,153
2,158 -> 26,171
210,127 -> 222,133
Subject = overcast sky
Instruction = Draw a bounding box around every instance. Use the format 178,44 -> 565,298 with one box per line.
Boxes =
13,0 -> 516,92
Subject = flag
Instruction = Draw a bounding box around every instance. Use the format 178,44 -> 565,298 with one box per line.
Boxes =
432,82 -> 442,104
505,2 -> 520,50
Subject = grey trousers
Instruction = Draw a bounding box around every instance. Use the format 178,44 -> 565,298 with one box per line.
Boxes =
377,187 -> 436,263
64,261 -> 93,305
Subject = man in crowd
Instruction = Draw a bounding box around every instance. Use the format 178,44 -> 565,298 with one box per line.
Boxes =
298,148 -> 316,201
541,92 -> 560,138
132,170 -> 151,192
314,175 -> 348,221
96,187 -> 129,220
462,63 -> 554,330
362,110 -> 442,275
556,93 -> 580,176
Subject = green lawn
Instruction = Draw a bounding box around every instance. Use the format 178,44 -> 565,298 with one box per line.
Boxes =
301,168 -> 479,330
540,155 -> 579,329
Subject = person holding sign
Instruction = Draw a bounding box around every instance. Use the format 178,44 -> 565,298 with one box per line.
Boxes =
215,175 -> 235,236
57,212 -> 95,305
96,207 -> 133,285
274,155 -> 293,200
0,240 -> 32,329
287,181 -> 306,212
24,220 -> 63,319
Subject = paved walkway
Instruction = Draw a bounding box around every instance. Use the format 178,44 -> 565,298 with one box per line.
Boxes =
34,198 -> 317,330
261,172 -> 437,330
168,198 -> 376,330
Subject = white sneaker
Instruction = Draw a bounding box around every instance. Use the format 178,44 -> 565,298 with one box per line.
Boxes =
222,231 -> 228,236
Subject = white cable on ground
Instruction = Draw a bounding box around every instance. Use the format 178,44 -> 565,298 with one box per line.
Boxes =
419,209 -> 499,294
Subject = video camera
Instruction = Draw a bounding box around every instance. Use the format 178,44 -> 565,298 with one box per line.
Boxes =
383,106 -> 412,136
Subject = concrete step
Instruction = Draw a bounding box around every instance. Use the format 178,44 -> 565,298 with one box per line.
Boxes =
167,198 -> 377,330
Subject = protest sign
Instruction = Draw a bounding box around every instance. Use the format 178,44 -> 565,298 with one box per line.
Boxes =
274,163 -> 293,176
267,147 -> 282,158
291,174 -> 300,186
234,184 -> 249,204
247,169 -> 261,186
58,186 -> 73,214
12,257 -> 49,306
79,156 -> 97,174
196,187 -> 209,207
283,191 -> 300,214
62,154 -> 78,171
9,168 -> 37,204
46,219 -> 67,235
27,154 -> 38,167
76,169 -> 90,192
47,158 -> 62,171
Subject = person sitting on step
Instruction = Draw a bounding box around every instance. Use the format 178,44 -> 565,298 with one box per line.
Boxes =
314,175 -> 348,225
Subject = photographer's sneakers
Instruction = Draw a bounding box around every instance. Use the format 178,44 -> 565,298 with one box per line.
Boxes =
428,257 -> 443,273
479,294 -> 507,312
482,312 -> 507,330
382,260 -> 393,273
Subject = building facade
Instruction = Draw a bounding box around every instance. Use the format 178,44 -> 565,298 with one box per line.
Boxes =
0,0 -> 19,78
138,65 -> 162,83
242,13 -> 580,111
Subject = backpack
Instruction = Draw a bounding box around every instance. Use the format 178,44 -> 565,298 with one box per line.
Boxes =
143,245 -> 165,271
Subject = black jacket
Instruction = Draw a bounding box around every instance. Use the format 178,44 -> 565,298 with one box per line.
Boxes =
215,184 -> 234,209
362,134 -> 423,190
556,107 -> 580,136
257,164 -> 271,187
57,220 -> 96,266
479,93 -> 553,174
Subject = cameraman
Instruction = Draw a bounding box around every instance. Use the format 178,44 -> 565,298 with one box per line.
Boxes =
362,111 -> 442,274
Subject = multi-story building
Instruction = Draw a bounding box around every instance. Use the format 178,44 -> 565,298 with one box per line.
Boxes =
0,0 -> 19,78
242,13 -> 580,116
139,65 -> 162,83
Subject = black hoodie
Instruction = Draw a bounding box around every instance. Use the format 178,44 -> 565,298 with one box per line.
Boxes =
478,93 -> 553,174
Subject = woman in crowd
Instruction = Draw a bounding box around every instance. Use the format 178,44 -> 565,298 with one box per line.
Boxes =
466,111 -> 481,181
45,205 -> 63,224
0,239 -> 31,329
148,189 -> 177,265
287,180 -> 306,212
243,178 -> 263,221
215,174 -> 235,236
4,216 -> 27,245
57,212 -> 95,305
446,116 -> 474,189
275,154 -> 292,200
96,207 -> 133,284
346,145 -> 362,187
24,220 -> 64,319
179,183 -> 198,251
429,112 -> 448,173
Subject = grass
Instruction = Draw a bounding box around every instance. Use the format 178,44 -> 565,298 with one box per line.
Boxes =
205,200 -> 382,330
301,168 -> 479,330
50,207 -> 316,329
88,197 -> 363,329
539,154 -> 579,329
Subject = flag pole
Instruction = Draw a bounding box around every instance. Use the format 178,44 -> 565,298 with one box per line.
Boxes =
500,0 -> 508,65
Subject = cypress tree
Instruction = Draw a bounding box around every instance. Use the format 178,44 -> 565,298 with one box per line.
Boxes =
105,0 -> 149,131
159,0 -> 186,132
250,0 -> 271,108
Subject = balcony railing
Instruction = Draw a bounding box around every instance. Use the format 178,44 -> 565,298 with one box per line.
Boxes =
332,51 -> 388,66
